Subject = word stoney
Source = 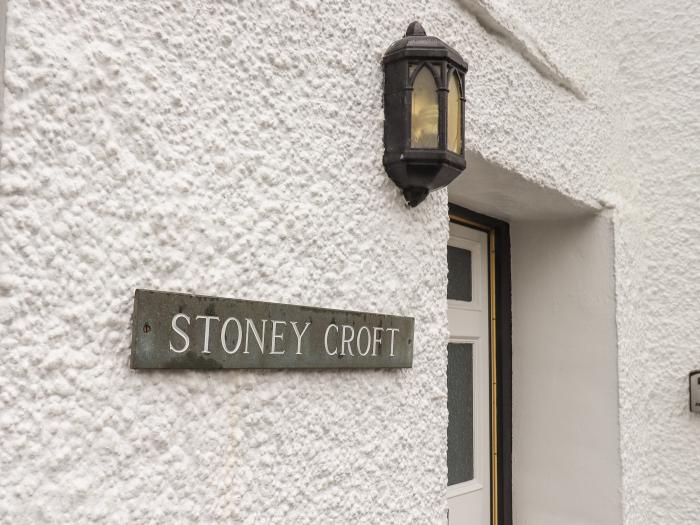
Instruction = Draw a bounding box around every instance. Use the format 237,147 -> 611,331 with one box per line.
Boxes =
131,290 -> 414,369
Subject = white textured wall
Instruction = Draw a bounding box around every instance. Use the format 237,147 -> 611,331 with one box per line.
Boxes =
0,1 -> 456,523
611,2 -> 700,523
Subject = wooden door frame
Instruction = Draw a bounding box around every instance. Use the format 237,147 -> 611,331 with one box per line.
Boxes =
449,203 -> 512,525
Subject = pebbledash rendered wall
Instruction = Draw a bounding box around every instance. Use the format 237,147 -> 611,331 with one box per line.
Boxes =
0,1 -> 699,525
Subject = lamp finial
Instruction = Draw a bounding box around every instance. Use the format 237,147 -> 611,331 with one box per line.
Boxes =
405,21 -> 426,37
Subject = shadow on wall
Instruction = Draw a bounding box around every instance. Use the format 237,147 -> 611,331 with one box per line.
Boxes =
449,153 -> 623,525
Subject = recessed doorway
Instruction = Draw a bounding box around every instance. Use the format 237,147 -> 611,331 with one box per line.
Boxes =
447,205 -> 512,525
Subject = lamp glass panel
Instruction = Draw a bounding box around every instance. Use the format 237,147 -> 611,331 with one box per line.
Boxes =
411,67 -> 439,149
447,72 -> 462,153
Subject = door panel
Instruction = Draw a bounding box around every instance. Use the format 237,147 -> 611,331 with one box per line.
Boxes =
447,342 -> 474,486
447,223 -> 490,525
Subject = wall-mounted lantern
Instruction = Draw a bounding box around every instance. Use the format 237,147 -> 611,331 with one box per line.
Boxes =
383,22 -> 468,207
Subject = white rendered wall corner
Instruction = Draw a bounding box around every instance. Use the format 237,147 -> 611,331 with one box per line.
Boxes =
0,1 -> 452,522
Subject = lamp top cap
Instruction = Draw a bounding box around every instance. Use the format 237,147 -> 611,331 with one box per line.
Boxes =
405,21 -> 426,37
383,21 -> 468,71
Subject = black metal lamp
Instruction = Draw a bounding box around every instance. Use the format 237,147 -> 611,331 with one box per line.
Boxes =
383,22 -> 468,207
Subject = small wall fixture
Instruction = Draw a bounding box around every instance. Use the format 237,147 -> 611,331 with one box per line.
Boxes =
383,22 -> 469,207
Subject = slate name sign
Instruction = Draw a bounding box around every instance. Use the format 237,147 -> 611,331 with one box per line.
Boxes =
130,289 -> 414,369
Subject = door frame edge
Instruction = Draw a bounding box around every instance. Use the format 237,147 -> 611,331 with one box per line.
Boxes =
448,203 -> 512,525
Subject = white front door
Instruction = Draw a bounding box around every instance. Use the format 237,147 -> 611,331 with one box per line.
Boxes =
447,222 -> 491,525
